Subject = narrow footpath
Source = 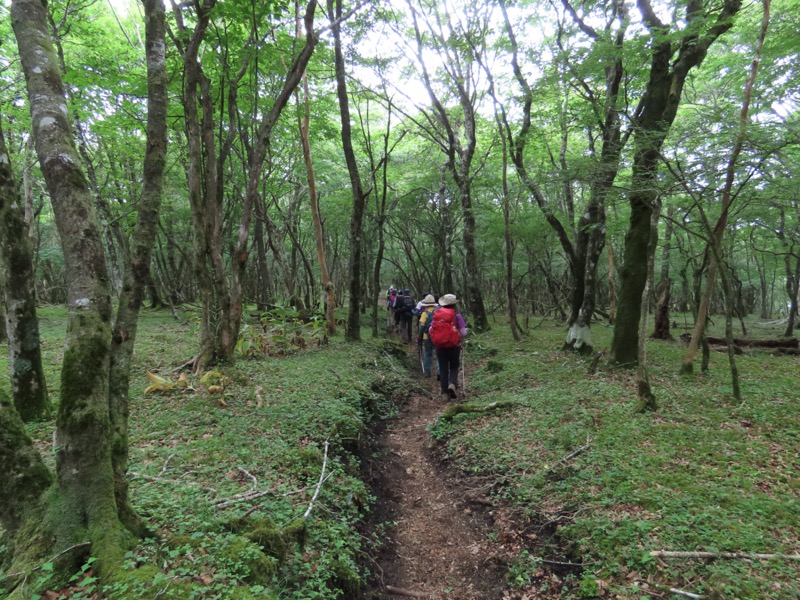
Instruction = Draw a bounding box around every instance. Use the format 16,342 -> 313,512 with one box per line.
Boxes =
364,372 -> 507,599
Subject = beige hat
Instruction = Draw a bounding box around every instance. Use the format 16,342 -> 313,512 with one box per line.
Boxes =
438,293 -> 458,306
421,294 -> 437,305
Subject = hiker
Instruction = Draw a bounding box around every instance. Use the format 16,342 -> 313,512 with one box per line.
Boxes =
429,293 -> 468,400
386,286 -> 397,331
397,288 -> 416,343
416,294 -> 439,378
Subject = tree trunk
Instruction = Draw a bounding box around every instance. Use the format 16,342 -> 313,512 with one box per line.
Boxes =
635,196 -> 661,412
607,243 -> 617,324
610,0 -> 741,366
0,390 -> 52,537
652,206 -> 674,339
297,55 -> 335,335
497,121 -> 521,341
108,0 -> 168,538
652,277 -> 672,340
681,0 -> 765,374
230,0 -> 319,347
0,116 -> 51,422
329,0 -> 368,342
253,214 -> 270,311
11,0 -> 129,582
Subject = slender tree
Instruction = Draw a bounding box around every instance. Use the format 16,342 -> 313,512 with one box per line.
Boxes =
0,117 -> 51,422
329,0 -> 371,341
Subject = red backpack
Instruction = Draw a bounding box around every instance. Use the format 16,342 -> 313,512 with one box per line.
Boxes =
428,307 -> 461,349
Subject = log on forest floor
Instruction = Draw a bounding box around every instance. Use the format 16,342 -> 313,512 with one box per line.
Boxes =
678,334 -> 799,349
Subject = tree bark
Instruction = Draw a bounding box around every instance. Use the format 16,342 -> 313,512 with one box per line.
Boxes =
610,0 -> 741,366
652,206 -> 674,339
11,0 -> 129,581
329,0 -> 368,341
108,0 -> 168,537
0,116 -> 51,422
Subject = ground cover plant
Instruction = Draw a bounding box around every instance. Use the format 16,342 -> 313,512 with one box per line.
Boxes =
431,315 -> 800,598
0,307 -> 413,599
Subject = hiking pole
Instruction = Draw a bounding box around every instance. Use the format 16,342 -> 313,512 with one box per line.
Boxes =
461,341 -> 467,399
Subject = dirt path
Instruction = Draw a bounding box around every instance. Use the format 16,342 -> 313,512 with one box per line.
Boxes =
364,374 -> 507,599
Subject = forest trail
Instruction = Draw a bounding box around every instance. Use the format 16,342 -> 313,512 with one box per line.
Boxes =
365,366 -> 507,599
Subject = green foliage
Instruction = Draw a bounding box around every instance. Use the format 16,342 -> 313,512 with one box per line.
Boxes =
1,307 -> 412,599
236,307 -> 325,357
433,317 -> 800,598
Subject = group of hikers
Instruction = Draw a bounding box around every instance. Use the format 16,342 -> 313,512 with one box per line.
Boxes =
385,287 -> 468,401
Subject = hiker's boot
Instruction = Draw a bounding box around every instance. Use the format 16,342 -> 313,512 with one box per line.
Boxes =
440,393 -> 450,402
447,383 -> 457,400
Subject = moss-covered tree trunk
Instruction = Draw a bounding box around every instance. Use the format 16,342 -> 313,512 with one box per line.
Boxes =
0,116 -> 51,422
609,0 -> 741,366
109,0 -> 168,538
10,0 -> 129,584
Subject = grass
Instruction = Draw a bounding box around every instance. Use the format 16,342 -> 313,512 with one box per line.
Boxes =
431,313 -> 800,599
2,307 -> 798,599
1,306 -> 414,599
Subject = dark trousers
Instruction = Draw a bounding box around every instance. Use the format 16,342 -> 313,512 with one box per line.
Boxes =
436,346 -> 460,394
400,314 -> 412,343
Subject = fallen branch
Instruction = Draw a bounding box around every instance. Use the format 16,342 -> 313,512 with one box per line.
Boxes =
440,400 -> 515,421
679,334 -> 798,349
159,454 -> 176,476
650,550 -> 800,561
385,585 -> 429,598
656,585 -> 708,600
238,466 -> 258,491
215,475 -> 333,510
303,440 -> 330,520
545,437 -> 592,472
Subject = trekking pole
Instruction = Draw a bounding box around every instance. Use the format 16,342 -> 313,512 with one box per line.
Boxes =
461,341 -> 467,398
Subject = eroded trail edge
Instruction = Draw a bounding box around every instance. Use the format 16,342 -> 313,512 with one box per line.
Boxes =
364,381 -> 506,599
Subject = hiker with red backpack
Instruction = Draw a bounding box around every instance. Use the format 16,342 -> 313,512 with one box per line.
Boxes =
428,294 -> 468,400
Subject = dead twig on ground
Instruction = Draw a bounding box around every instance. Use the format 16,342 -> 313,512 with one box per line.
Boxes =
544,437 -> 592,472
238,466 -> 258,491
303,440 -> 330,520
386,585 -> 429,598
650,550 -> 800,561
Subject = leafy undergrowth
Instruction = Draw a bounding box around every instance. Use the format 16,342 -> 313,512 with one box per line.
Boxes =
2,307 -> 415,600
430,315 -> 800,599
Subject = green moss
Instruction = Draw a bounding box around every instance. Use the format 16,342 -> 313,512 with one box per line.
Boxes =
112,565 -> 196,599
330,559 -> 360,595
219,536 -> 277,584
281,518 -> 307,549
485,360 -> 504,373
59,321 -> 111,421
246,521 -> 288,561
